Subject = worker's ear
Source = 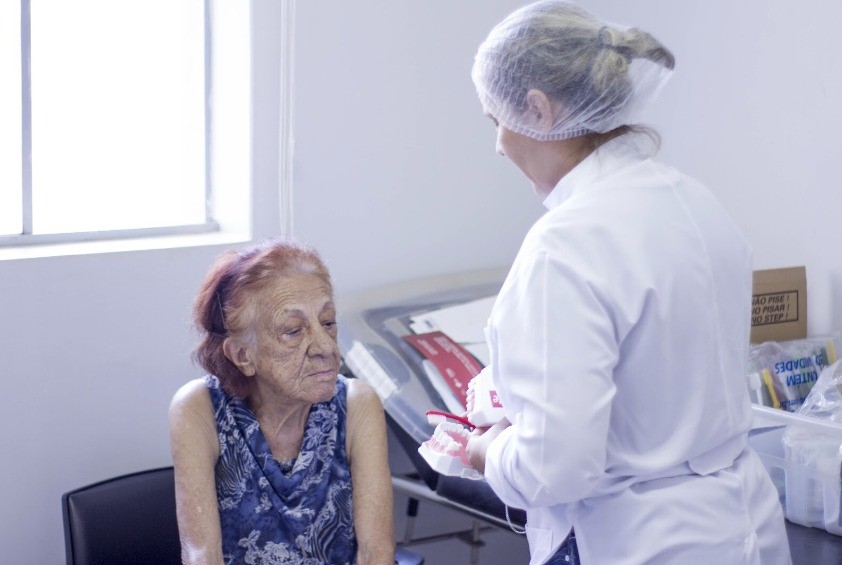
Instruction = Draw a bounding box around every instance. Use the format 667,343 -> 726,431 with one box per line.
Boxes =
222,337 -> 256,377
525,89 -> 555,134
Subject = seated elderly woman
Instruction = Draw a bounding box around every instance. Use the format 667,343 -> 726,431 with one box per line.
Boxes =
169,239 -> 395,564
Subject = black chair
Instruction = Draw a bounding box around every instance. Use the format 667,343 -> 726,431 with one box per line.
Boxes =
63,465 -> 424,565
61,466 -> 181,565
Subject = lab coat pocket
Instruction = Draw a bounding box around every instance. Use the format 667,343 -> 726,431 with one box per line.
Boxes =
525,524 -> 554,564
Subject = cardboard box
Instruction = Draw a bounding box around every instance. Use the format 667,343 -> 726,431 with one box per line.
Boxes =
751,266 -> 807,343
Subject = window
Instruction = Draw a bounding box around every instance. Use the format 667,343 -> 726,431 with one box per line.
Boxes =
0,1 -> 22,236
1,0 -> 249,248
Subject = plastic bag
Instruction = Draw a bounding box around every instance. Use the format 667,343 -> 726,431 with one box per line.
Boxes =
748,334 -> 840,412
797,359 -> 842,422
778,360 -> 842,533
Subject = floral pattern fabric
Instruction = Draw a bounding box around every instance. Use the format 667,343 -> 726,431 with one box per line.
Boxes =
206,374 -> 357,564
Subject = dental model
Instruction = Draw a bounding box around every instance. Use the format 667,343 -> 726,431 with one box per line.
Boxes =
466,369 -> 506,427
418,411 -> 482,480
418,370 -> 507,480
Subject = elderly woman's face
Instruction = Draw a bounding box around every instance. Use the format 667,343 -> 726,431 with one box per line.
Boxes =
245,273 -> 340,405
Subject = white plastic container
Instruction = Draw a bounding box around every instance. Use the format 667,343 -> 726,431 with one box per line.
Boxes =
750,404 -> 842,535
466,369 -> 506,427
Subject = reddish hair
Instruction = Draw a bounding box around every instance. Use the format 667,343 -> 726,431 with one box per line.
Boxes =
192,238 -> 333,398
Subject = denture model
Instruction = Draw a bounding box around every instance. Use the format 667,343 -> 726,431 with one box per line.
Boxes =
419,369 -> 508,480
418,410 -> 483,480
466,369 -> 506,427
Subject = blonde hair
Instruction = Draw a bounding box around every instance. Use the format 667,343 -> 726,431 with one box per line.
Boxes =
473,0 -> 674,141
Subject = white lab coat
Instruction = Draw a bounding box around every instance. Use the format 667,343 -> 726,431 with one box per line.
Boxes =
482,137 -> 791,565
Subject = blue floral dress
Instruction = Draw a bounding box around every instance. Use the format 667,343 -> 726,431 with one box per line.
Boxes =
206,374 -> 357,564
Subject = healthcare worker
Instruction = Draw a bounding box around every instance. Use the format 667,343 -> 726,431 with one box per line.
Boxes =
464,2 -> 792,564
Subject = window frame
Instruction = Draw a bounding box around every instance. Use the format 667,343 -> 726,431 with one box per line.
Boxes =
1,0 -> 220,248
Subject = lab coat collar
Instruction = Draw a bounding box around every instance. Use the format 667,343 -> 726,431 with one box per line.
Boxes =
542,135 -> 649,210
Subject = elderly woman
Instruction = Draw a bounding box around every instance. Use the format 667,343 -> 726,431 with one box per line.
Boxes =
169,239 -> 395,564
465,2 -> 790,564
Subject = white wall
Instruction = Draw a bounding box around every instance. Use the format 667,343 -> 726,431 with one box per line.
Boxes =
292,1 -> 545,297
580,0 -> 842,335
295,0 -> 842,338
4,1 -> 842,564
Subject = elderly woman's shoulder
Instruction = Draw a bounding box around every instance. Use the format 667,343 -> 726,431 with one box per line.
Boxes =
344,377 -> 383,410
169,378 -> 213,416
344,378 -> 387,446
168,378 -> 219,460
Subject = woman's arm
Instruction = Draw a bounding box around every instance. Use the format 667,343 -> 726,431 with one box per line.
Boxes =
483,250 -> 618,509
346,378 -> 395,564
168,379 -> 224,565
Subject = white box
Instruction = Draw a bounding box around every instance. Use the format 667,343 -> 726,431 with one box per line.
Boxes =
750,404 -> 842,535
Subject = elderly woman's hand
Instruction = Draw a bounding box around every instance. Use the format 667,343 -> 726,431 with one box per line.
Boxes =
466,418 -> 510,475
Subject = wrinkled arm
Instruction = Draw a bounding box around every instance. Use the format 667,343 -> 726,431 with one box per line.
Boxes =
346,378 -> 395,564
168,379 -> 224,565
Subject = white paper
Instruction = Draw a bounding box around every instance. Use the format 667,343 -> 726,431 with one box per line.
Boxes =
464,342 -> 491,367
409,295 -> 496,346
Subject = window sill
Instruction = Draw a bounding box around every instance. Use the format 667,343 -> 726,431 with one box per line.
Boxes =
0,229 -> 251,262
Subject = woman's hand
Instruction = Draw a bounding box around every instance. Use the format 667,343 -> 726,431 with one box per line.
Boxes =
466,418 -> 511,475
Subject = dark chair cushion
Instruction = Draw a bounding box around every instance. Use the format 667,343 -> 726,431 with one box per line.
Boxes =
435,475 -> 526,528
62,466 -> 181,565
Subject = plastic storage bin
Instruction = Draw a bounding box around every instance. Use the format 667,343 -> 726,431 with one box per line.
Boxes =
750,404 -> 842,535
